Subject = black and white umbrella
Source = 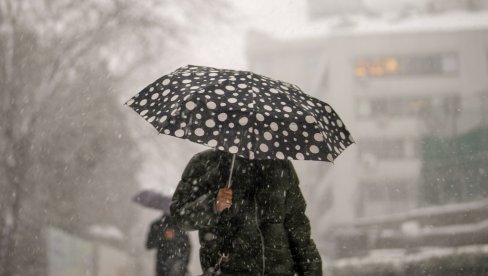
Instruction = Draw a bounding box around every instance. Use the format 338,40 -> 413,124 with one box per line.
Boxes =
126,65 -> 353,181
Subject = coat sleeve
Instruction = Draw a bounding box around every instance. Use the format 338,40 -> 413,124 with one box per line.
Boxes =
283,162 -> 323,276
146,220 -> 163,249
170,153 -> 221,231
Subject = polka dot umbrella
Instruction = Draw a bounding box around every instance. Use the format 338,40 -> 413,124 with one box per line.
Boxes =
126,65 -> 354,185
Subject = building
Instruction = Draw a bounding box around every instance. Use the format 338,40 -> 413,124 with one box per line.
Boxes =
246,13 -> 488,230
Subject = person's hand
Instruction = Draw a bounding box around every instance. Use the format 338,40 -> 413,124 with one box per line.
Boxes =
215,187 -> 232,213
164,228 -> 175,240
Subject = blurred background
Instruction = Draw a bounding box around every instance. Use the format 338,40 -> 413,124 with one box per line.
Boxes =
1,0 -> 488,275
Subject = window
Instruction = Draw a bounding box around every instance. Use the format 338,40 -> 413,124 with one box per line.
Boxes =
354,53 -> 458,79
359,139 -> 414,159
358,180 -> 411,217
356,94 -> 460,119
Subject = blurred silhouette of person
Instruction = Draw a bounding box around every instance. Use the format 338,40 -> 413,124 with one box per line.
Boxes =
146,213 -> 191,276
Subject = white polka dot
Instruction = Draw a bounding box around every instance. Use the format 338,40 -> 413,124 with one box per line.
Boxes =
147,116 -> 156,123
182,79 -> 191,84
195,128 -> 205,136
207,139 -> 218,147
327,154 -> 334,162
228,98 -> 237,103
140,110 -> 149,116
225,85 -> 235,91
215,89 -> 225,95
314,133 -> 324,142
238,84 -> 247,89
218,113 -> 227,121
229,146 -> 238,154
296,153 -> 305,160
264,105 -> 272,111
239,117 -> 248,126
283,106 -> 292,112
175,129 -> 184,137
269,88 -> 279,94
139,99 -> 148,106
207,101 -> 216,109
259,144 -> 269,152
325,106 -> 332,113
276,152 -> 285,159
309,145 -> 319,154
185,101 -> 196,110
162,79 -> 170,85
274,141 -> 280,147
270,122 -> 279,131
228,122 -> 235,128
205,119 -> 215,128
307,100 -> 315,107
159,115 -> 168,123
289,123 -> 298,131
264,132 -> 272,140
252,87 -> 260,92
323,116 -> 329,124
209,72 -> 218,77
151,93 -> 159,100
162,89 -> 170,96
171,95 -> 179,101
256,113 -> 265,122
349,135 -> 355,143
305,116 -> 315,123
337,120 -> 343,127
126,99 -> 135,105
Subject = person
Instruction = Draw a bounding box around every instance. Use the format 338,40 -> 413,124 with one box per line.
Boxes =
146,213 -> 191,276
170,149 -> 322,275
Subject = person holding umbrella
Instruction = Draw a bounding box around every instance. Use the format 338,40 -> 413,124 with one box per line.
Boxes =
133,190 -> 191,276
171,149 -> 322,275
126,65 -> 354,275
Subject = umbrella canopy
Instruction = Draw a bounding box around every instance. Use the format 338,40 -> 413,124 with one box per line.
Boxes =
126,65 -> 354,162
132,190 -> 172,211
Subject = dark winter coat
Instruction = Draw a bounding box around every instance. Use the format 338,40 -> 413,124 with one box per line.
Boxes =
146,214 -> 191,276
171,149 -> 322,276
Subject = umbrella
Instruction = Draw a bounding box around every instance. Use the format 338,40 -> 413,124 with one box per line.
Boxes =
132,190 -> 172,211
126,65 -> 354,185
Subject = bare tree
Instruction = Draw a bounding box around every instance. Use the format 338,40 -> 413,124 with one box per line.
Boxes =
0,1 -> 226,275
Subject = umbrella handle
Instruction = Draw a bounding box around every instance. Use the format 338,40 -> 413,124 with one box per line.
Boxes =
226,154 -> 236,188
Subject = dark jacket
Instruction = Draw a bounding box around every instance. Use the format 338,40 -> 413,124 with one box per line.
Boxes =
146,214 -> 191,275
171,149 -> 322,276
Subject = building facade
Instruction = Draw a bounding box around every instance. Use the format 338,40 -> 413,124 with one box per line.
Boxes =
247,26 -> 488,227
